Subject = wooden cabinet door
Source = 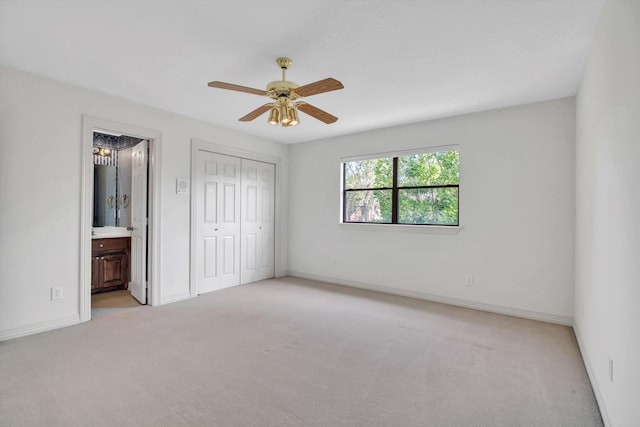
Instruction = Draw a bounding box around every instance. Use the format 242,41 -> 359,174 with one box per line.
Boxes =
102,253 -> 127,286
91,237 -> 131,293
91,256 -> 102,291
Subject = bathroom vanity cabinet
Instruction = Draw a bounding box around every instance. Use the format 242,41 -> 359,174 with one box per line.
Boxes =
91,237 -> 130,293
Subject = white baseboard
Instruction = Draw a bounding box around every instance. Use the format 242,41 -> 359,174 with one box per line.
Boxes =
0,314 -> 80,342
160,291 -> 192,305
573,325 -> 611,426
287,271 -> 573,326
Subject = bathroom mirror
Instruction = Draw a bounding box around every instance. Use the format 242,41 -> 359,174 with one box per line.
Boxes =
93,165 -> 117,227
92,134 -> 135,228
93,162 -> 133,228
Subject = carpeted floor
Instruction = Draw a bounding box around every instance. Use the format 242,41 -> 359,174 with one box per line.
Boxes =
0,277 -> 602,426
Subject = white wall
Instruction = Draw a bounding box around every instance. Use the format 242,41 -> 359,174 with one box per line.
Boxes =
0,65 -> 289,339
289,98 -> 576,323
574,0 -> 640,425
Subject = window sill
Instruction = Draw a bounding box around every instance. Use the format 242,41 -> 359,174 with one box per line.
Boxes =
339,223 -> 463,234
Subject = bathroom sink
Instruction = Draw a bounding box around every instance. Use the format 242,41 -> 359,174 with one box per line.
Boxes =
92,226 -> 131,239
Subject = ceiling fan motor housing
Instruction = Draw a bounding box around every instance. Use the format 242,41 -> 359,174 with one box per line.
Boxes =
267,57 -> 300,99
266,80 -> 300,99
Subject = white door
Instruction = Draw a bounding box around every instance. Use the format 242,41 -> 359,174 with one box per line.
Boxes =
240,159 -> 275,284
130,140 -> 148,304
195,151 -> 241,294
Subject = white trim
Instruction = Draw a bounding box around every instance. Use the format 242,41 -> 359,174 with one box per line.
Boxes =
190,139 -> 284,298
573,325 -> 611,426
81,116 -> 162,323
0,315 -> 80,342
339,223 -> 463,234
147,134 -> 163,308
341,144 -> 459,162
192,139 -> 282,165
161,291 -> 192,305
287,271 -> 573,326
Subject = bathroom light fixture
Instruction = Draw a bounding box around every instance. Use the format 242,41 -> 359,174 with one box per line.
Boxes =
93,147 -> 112,157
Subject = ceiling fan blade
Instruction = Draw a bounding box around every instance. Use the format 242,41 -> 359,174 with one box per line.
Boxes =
208,81 -> 267,96
297,103 -> 339,124
239,104 -> 274,122
293,78 -> 344,98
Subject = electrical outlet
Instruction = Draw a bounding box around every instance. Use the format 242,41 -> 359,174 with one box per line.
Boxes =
51,286 -> 63,300
609,359 -> 614,382
329,258 -> 336,267
465,274 -> 473,286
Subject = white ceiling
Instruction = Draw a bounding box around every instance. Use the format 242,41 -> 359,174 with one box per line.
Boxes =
0,0 -> 604,144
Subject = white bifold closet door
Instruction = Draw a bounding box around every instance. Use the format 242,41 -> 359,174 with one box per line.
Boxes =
240,159 -> 275,284
195,152 -> 241,294
194,151 -> 275,295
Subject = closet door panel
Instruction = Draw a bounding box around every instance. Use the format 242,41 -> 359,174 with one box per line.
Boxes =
241,159 -> 275,284
195,151 -> 241,294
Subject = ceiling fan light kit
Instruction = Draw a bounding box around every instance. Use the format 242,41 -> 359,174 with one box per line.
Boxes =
208,57 -> 343,128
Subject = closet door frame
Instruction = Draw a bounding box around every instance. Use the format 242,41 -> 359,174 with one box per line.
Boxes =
189,139 -> 283,298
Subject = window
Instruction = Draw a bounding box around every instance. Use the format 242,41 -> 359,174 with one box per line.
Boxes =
342,148 -> 459,226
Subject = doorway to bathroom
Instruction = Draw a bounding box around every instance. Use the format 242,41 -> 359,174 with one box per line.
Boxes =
80,116 -> 161,322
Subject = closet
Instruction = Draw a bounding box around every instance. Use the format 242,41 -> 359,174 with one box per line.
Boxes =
193,150 -> 275,294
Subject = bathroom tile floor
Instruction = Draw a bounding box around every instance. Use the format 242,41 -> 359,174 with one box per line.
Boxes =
91,290 -> 142,317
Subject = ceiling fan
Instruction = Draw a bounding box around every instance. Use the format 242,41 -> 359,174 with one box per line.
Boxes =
208,57 -> 344,128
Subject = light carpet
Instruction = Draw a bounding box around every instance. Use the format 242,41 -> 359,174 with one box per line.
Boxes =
0,277 -> 602,426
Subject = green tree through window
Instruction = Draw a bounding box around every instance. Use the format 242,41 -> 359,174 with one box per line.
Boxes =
343,149 -> 459,225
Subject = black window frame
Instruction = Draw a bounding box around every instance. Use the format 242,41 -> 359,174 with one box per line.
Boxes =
342,151 -> 460,226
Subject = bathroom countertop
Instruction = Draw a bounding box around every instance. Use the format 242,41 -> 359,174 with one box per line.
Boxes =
92,226 -> 131,239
